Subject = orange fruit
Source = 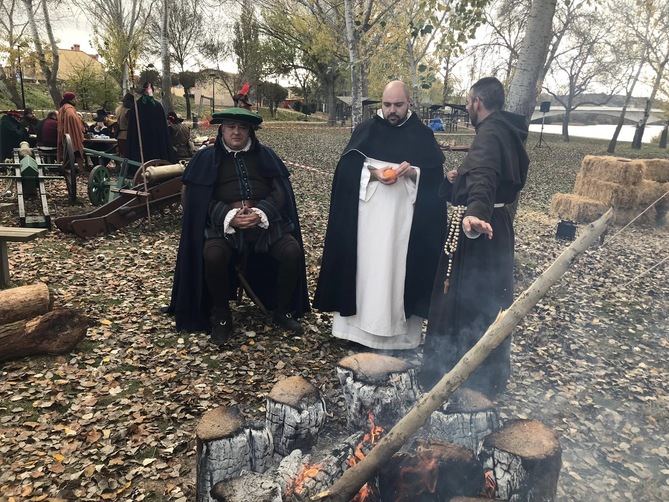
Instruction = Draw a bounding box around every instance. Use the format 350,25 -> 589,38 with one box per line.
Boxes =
382,168 -> 397,181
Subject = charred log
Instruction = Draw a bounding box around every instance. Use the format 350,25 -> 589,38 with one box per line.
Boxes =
266,376 -> 326,456
0,309 -> 90,362
196,406 -> 275,502
479,419 -> 562,501
378,440 -> 484,501
336,353 -> 420,429
427,388 -> 500,452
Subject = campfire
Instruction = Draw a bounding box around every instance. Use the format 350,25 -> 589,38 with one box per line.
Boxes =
197,352 -> 562,502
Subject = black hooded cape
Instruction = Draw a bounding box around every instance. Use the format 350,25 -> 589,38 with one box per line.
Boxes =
313,112 -> 446,319
127,96 -> 176,166
168,134 -> 310,332
420,110 -> 530,396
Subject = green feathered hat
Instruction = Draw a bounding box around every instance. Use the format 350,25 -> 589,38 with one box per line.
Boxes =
211,107 -> 263,128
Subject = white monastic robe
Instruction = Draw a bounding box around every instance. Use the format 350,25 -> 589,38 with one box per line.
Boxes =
332,154 -> 422,350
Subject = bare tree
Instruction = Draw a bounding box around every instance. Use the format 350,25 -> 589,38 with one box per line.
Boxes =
543,15 -> 621,142
22,0 -> 61,105
160,0 -> 173,113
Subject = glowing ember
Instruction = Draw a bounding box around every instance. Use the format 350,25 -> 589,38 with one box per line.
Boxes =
347,412 -> 384,502
394,448 -> 439,498
285,462 -> 324,496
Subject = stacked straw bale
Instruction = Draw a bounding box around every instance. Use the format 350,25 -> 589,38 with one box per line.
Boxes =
551,155 -> 669,226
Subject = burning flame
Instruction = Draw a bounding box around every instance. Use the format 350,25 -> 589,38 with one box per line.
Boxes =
285,462 -> 324,497
483,469 -> 497,498
394,448 -> 439,499
347,412 -> 384,502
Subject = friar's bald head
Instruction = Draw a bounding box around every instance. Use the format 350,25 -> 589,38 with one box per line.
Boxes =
381,80 -> 411,126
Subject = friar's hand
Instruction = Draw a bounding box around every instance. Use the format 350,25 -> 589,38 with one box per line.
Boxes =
446,170 -> 458,183
462,215 -> 493,239
230,210 -> 260,229
372,167 -> 398,185
395,161 -> 413,178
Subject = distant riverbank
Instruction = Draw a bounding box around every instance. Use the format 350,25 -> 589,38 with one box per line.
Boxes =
529,123 -> 665,144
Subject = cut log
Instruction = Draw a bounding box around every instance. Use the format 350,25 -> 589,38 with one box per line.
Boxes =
479,420 -> 562,502
313,209 -> 613,502
211,472 -> 282,502
265,376 -> 326,456
336,353 -> 420,429
378,440 -> 483,502
427,388 -> 500,452
196,407 -> 274,502
0,309 -> 90,362
0,282 -> 52,325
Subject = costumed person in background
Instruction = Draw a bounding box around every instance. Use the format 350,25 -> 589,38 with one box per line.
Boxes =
167,111 -> 194,159
127,82 -> 176,166
115,93 -> 134,157
0,111 -> 29,161
36,111 -> 58,148
232,83 -> 253,110
21,108 -> 39,146
313,80 -> 445,350
56,92 -> 86,173
89,109 -> 111,137
419,77 -> 529,398
168,107 -> 309,345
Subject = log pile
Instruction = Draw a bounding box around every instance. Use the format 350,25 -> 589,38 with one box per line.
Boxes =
551,155 -> 669,226
0,282 -> 89,362
336,353 -> 420,429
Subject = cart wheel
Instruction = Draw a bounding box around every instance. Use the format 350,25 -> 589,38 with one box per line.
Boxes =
88,165 -> 111,206
132,159 -> 171,187
62,133 -> 78,204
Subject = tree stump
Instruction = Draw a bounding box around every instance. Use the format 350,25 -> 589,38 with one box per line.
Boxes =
336,353 -> 420,429
0,309 -> 90,362
211,472 -> 282,502
0,282 -> 52,324
479,420 -> 562,501
427,388 -> 500,452
378,440 -> 484,501
265,376 -> 326,456
196,406 -> 274,502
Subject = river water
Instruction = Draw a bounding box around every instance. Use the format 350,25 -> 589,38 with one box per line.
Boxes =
528,123 -> 665,144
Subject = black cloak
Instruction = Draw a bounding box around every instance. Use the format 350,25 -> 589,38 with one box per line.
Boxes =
168,131 -> 310,332
313,112 -> 446,319
127,96 -> 176,166
420,110 -> 530,396
0,114 -> 28,160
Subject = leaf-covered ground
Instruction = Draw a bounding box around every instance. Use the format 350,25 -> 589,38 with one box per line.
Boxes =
0,126 -> 667,500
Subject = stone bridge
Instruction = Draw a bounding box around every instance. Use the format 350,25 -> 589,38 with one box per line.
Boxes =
531,105 -> 666,124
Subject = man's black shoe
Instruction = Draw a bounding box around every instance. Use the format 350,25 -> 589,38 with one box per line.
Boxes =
210,311 -> 233,346
272,311 -> 303,335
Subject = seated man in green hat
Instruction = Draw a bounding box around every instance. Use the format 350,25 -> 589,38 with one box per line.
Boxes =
168,107 -> 309,345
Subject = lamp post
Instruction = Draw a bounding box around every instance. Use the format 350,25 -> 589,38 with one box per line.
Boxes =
209,72 -> 217,114
16,43 -> 26,110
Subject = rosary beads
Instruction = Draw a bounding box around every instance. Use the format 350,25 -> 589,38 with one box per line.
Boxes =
443,205 -> 466,294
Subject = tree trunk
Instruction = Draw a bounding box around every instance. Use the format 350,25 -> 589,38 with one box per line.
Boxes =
442,53 -> 452,104
314,209 -> 614,502
659,124 -> 668,149
22,0 -> 61,106
326,75 -> 337,126
0,283 -> 52,324
608,60 -> 644,154
42,0 -> 61,105
0,309 -> 91,362
562,106 -> 571,142
407,38 -> 420,108
160,0 -> 173,114
343,0 -> 363,128
506,0 -> 558,120
632,60 -> 667,149
122,63 -> 130,94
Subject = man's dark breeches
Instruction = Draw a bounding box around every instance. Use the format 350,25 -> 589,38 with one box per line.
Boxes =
203,234 -> 301,312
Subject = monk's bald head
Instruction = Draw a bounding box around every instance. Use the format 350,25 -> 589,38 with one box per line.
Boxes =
381,81 -> 411,126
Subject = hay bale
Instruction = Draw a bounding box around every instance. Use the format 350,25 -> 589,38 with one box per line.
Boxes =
550,193 -> 608,223
640,159 -> 669,183
573,173 -> 638,208
580,155 -> 644,185
614,207 -> 657,227
637,180 -> 668,208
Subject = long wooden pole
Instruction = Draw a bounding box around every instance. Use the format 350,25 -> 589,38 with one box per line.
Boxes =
314,209 -> 614,501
